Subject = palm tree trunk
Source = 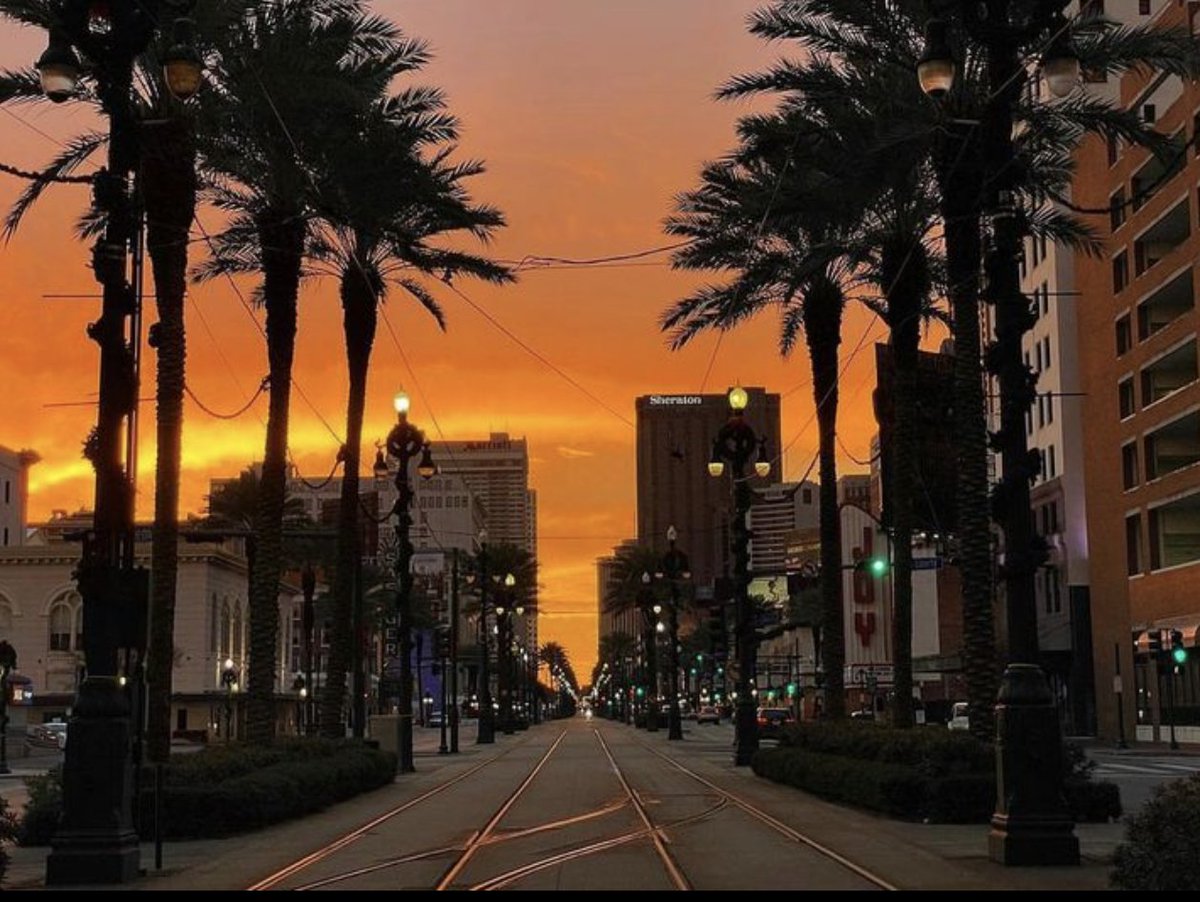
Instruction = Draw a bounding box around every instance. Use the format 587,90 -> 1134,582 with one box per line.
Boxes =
245,207 -> 305,745
939,135 -> 999,740
142,117 -> 196,762
882,240 -> 929,730
803,275 -> 845,719
321,266 -> 377,737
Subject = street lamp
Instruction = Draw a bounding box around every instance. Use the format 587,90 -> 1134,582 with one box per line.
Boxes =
709,386 -> 770,766
918,2 -> 1079,866
37,0 -> 202,886
474,529 -> 496,744
638,572 -> 660,733
493,574 -> 520,734
221,658 -> 239,742
0,641 -> 15,775
292,676 -> 306,736
385,390 -> 436,773
657,527 -> 690,741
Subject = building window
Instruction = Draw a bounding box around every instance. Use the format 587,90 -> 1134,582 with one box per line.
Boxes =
1126,513 -> 1143,575
1107,134 -> 1119,167
49,600 -> 77,652
1048,444 -> 1057,478
1123,442 -> 1140,490
1138,0 -> 1150,13
1045,392 -> 1054,425
1119,377 -> 1136,419
1116,314 -> 1132,356
1111,189 -> 1127,231
3,480 -> 8,504
802,487 -> 812,505
1143,410 -> 1200,480
1140,338 -> 1198,407
2,527 -> 7,546
1149,492 -> 1200,570
1113,251 -> 1129,293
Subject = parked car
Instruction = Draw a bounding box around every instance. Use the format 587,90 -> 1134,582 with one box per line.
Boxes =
756,707 -> 795,739
948,701 -> 970,731
26,722 -> 67,750
427,711 -> 444,728
696,705 -> 721,724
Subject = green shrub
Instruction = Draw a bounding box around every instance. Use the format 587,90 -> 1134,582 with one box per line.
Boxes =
1065,778 -> 1121,823
1111,776 -> 1200,890
0,794 -> 18,886
753,744 -> 1120,825
19,741 -> 396,845
17,769 -> 62,846
778,721 -> 993,775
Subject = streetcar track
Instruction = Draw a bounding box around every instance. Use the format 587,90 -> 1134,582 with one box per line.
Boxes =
633,735 -> 898,891
472,798 -> 729,891
434,729 -> 569,890
247,731 -> 539,891
594,728 -> 691,891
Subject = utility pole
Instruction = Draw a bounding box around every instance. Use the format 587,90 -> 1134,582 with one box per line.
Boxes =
450,549 -> 460,753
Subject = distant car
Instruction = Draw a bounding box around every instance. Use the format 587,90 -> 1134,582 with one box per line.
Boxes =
427,711 -> 444,728
27,722 -> 67,750
850,709 -> 875,721
948,702 -> 970,731
756,707 -> 795,739
696,705 -> 721,724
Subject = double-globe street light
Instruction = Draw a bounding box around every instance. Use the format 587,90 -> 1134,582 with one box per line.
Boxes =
493,575 -> 522,734
917,2 -> 1080,866
381,391 -> 437,773
34,0 -> 202,886
637,572 -> 661,733
655,527 -> 690,741
708,386 -> 771,767
471,530 -> 497,744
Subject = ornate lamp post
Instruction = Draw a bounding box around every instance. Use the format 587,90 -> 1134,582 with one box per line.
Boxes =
383,391 -> 437,773
36,0 -> 201,886
636,573 -> 661,732
493,574 -> 519,735
473,530 -> 496,744
709,386 -> 771,766
0,640 -> 15,775
657,527 -> 690,741
220,657 -> 239,741
292,676 -> 306,736
918,2 -> 1079,866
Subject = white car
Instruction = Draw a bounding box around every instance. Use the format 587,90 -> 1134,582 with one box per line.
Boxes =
948,702 -> 970,731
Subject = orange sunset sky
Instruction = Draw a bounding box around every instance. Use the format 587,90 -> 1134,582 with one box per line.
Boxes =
0,1 -> 887,681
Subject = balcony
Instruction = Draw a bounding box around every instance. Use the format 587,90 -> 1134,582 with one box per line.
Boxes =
1149,490 -> 1200,570
1144,409 -> 1200,481
1131,133 -> 1187,213
1133,198 -> 1190,277
1140,338 -> 1198,407
1137,267 -> 1194,340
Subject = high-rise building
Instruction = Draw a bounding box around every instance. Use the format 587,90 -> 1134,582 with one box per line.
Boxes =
837,474 -> 871,511
635,389 -> 782,594
749,481 -> 818,575
432,434 -> 536,652
1072,0 -> 1200,743
0,445 -> 37,548
596,539 -> 639,659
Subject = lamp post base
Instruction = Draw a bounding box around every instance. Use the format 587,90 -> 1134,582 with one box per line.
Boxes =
988,663 -> 1079,867
45,677 -> 140,885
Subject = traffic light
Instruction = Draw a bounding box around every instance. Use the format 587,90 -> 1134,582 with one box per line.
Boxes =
854,556 -> 889,577
786,682 -> 797,698
1171,630 -> 1188,668
435,627 -> 452,659
1147,629 -> 1164,655
706,604 -> 728,660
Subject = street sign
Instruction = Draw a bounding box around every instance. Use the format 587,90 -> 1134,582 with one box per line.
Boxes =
912,557 -> 943,571
411,551 -> 445,575
844,663 -> 894,686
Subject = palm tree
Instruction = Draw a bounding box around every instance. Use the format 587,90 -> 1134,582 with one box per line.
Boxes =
194,0 -> 413,744
306,85 -> 512,737
0,0 -> 259,760
714,0 -> 1200,735
597,630 -> 637,719
664,127 -> 860,719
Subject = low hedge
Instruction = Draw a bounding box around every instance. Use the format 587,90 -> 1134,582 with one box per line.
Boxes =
1111,775 -> 1200,890
19,739 -> 396,845
756,724 -> 1122,824
0,795 -> 18,886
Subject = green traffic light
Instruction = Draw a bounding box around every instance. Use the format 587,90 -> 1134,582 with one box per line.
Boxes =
787,682 -> 797,697
870,557 -> 888,577
1174,646 -> 1188,665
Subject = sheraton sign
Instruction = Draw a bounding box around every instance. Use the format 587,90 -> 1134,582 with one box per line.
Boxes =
647,395 -> 704,406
